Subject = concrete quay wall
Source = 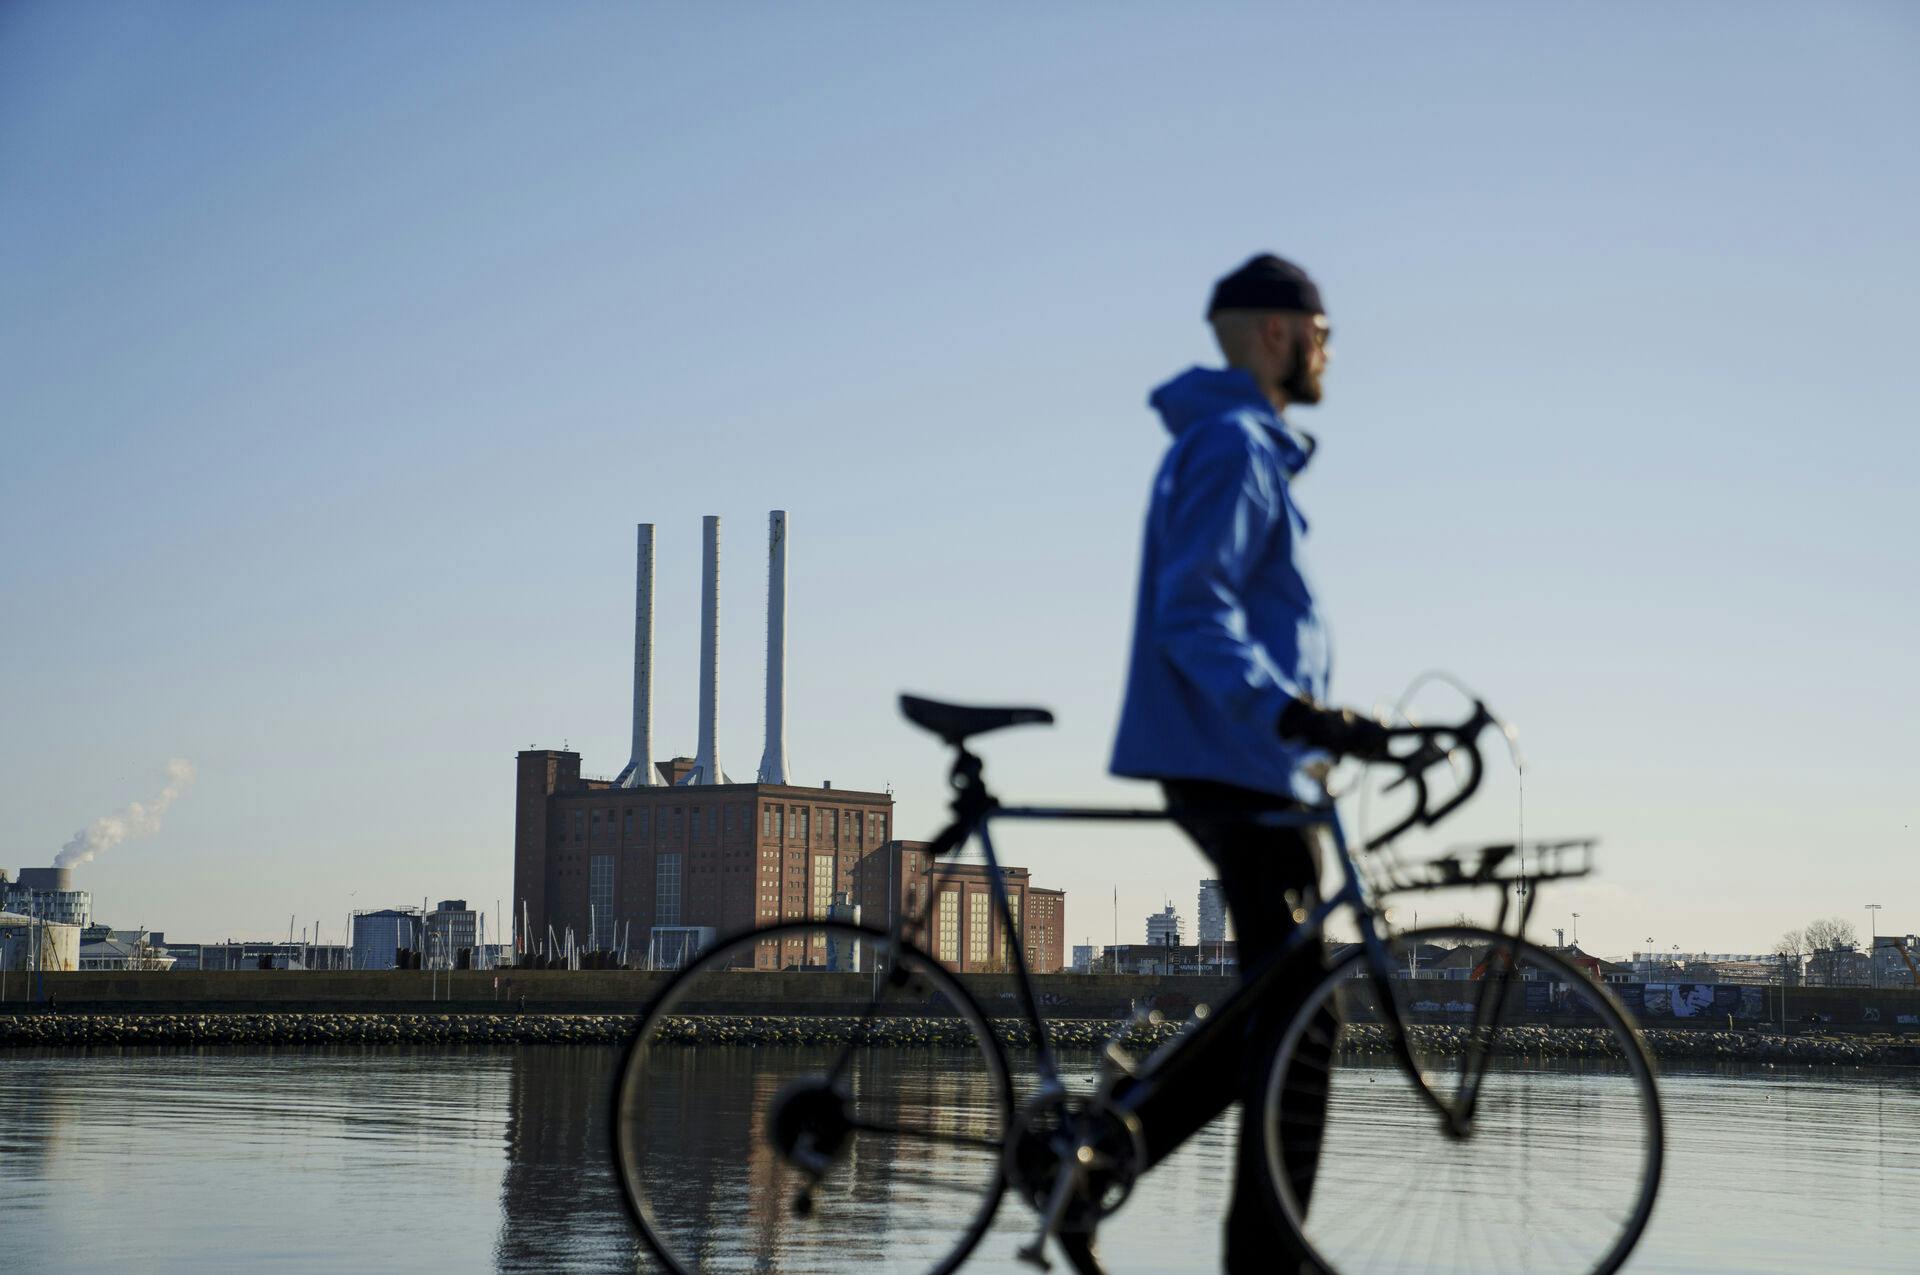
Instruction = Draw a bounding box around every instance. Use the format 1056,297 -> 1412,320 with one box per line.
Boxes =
0,969 -> 1224,1017
5,970 -> 1918,1033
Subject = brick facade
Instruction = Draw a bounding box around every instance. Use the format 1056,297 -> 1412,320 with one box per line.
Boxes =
512,751 -> 892,968
514,755 -> 1066,974
853,840 -> 1067,975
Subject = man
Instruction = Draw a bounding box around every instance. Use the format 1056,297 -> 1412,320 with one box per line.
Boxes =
1109,254 -> 1392,1273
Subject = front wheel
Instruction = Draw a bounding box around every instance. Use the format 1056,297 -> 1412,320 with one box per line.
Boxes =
1263,925 -> 1663,1275
611,920 -> 1013,1275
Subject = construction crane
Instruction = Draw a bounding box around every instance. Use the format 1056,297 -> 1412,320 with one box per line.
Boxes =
1893,938 -> 1920,988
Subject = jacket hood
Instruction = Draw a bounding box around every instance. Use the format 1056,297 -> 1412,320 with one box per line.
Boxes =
1148,367 -> 1314,475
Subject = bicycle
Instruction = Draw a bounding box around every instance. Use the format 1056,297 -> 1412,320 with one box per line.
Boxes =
612,692 -> 1664,1274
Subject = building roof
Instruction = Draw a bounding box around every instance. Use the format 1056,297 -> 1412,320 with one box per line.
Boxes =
0,911 -> 79,930
79,936 -> 146,957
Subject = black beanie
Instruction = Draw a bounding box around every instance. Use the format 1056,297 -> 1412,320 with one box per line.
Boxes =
1206,254 -> 1324,318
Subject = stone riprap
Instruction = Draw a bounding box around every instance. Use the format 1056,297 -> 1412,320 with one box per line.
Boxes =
2,1012 -> 1918,1065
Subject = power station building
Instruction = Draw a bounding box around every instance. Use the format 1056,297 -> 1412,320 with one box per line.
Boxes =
1,867 -> 92,929
513,513 -> 1065,973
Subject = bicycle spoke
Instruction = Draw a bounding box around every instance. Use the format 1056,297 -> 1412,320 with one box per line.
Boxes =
1265,926 -> 1663,1275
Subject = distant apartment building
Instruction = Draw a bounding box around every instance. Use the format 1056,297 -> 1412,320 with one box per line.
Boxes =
426,900 -> 479,967
1146,904 -> 1182,948
1197,880 -> 1226,945
1024,888 -> 1065,976
1071,943 -> 1102,974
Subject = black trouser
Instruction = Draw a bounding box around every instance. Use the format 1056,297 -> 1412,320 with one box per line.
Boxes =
1125,780 -> 1334,1275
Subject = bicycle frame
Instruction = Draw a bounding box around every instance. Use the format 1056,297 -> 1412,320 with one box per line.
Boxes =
898,747 -> 1527,1144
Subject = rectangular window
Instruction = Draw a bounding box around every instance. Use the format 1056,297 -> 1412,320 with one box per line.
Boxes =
589,855 -> 615,948
655,853 -> 682,926
674,808 -> 684,839
1005,891 -> 1022,964
572,811 -> 584,842
638,808 -> 650,838
707,808 -> 718,838
799,808 -> 810,843
763,808 -> 772,837
623,809 -> 633,835
968,893 -> 989,968
775,808 -> 784,838
937,892 -> 959,964
812,855 -> 834,919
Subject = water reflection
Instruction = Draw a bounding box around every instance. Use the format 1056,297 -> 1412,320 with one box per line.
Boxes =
496,1045 -> 638,1272
617,1046 -> 1006,1273
1,1047 -> 1919,1273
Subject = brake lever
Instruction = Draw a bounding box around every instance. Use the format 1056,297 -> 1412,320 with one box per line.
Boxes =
1361,703 -> 1493,852
1379,737 -> 1450,794
1422,704 -> 1491,825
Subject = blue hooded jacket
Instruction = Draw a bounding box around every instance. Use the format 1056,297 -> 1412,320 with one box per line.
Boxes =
1109,367 -> 1331,801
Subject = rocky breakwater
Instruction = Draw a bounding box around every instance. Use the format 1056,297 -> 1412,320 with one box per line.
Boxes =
2,1012 -> 1916,1066
0,1012 -> 1179,1051
1342,1023 -> 1915,1066
0,1012 -> 641,1048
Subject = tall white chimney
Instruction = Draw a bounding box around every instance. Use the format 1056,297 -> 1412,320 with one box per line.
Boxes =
685,514 -> 724,785
756,510 -> 790,785
615,523 -> 656,788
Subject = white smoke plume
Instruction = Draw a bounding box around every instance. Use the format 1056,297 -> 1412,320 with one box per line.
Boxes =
54,759 -> 196,869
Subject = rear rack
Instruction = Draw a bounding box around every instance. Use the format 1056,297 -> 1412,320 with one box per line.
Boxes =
1380,838 -> 1597,894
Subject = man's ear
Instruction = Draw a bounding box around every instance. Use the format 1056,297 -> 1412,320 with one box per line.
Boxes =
1262,312 -> 1294,355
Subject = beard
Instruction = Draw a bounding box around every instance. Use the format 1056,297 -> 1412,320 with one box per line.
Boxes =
1280,363 -> 1322,405
1276,327 -> 1324,405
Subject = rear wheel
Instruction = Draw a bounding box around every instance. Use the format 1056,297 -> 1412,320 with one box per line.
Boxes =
611,920 -> 1013,1274
1263,925 -> 1663,1275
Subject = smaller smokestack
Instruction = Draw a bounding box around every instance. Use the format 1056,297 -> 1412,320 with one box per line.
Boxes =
17,867 -> 74,893
685,515 -> 724,784
615,523 -> 657,788
757,510 -> 790,785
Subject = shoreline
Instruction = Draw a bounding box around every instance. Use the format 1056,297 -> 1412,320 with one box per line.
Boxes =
2,1011 -> 1918,1066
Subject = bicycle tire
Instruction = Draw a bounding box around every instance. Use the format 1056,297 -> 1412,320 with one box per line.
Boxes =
1262,925 -> 1663,1275
610,919 -> 1014,1275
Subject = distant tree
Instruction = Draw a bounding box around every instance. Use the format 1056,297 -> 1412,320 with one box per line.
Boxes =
1773,930 -> 1805,985
1427,913 -> 1477,948
1805,917 -> 1858,953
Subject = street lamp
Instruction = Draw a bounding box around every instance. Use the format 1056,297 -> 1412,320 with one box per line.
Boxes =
1571,912 -> 1581,947
1866,904 -> 1883,987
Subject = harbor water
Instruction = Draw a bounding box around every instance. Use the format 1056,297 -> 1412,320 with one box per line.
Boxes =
0,1046 -> 1916,1272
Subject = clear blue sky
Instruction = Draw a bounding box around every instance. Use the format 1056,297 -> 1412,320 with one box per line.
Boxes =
2,3 -> 1914,958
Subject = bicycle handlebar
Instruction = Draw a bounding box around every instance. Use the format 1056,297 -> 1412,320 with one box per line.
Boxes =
1362,700 -> 1497,851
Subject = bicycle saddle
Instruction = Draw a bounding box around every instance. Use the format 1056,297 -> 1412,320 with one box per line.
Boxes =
899,694 -> 1054,745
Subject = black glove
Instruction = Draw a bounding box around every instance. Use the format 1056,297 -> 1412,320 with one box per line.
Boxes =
1277,697 -> 1396,761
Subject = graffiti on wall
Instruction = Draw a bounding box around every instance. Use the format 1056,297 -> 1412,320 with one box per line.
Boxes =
1639,983 -> 1767,1020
